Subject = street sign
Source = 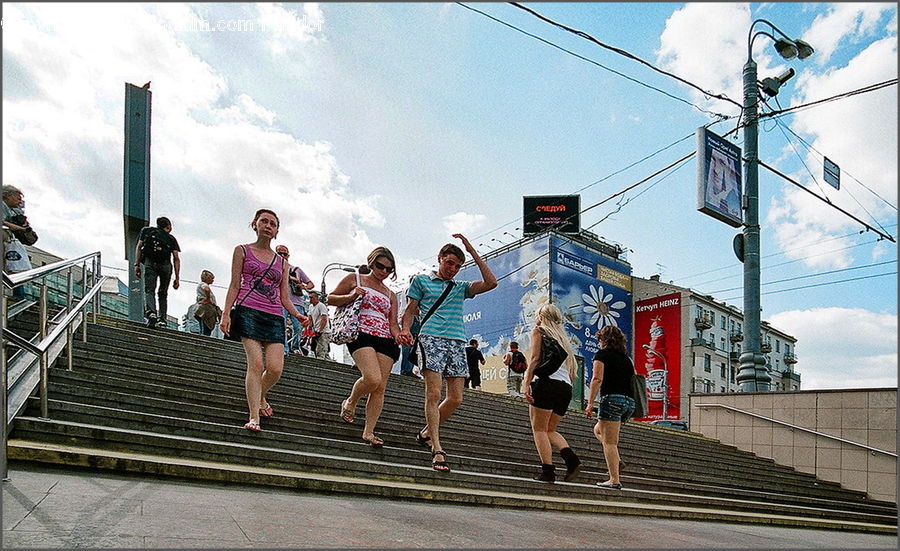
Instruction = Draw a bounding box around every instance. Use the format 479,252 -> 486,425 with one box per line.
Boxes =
824,157 -> 840,190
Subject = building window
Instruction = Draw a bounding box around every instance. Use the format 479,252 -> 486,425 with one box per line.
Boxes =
704,354 -> 711,372
720,337 -> 726,350
737,322 -> 742,333
720,386 -> 726,393
720,363 -> 726,378
696,330 -> 703,339
785,344 -> 790,355
696,305 -> 703,318
775,359 -> 780,371
730,366 -> 736,383
720,316 -> 726,330
704,380 -> 712,393
776,340 -> 781,352
709,311 -> 715,325
709,332 -> 715,345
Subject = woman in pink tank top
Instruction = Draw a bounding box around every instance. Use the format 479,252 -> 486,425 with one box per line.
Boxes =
328,246 -> 401,447
220,209 -> 308,432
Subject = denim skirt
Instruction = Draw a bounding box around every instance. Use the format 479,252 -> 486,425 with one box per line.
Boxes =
231,305 -> 285,343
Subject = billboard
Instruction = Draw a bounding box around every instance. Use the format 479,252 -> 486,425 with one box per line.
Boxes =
549,235 -> 633,403
634,292 -> 682,420
458,237 -> 551,395
523,195 -> 580,235
696,127 -> 742,228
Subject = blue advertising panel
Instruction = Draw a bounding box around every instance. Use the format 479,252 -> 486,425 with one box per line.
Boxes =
549,235 -> 633,401
457,237 -> 550,394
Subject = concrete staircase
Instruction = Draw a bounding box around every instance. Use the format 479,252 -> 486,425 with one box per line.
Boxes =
6,316 -> 897,533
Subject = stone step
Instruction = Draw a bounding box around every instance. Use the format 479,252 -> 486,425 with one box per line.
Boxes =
10,418 -> 896,529
26,397 -> 897,519
9,440 -> 894,534
49,358 -> 846,499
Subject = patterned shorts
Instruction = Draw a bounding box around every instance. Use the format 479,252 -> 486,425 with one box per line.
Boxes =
418,334 -> 468,378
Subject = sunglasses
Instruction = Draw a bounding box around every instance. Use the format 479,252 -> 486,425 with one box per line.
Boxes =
373,260 -> 394,273
277,251 -> 289,257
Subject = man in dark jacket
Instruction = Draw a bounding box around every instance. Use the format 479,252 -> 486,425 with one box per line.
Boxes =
134,216 -> 181,328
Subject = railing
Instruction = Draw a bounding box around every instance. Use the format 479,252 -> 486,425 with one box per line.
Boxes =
694,403 -> 896,457
2,250 -> 109,480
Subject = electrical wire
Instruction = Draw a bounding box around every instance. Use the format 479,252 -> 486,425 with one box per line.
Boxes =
706,259 -> 897,294
758,78 -> 897,120
454,2 -> 735,120
720,270 -> 896,301
506,2 -> 743,110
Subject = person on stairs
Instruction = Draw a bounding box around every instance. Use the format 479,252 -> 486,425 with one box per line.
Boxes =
585,324 -> 636,489
220,209 -> 308,432
329,247 -> 401,448
523,303 -> 581,483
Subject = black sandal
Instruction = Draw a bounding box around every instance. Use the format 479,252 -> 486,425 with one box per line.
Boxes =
431,450 -> 450,472
416,428 -> 431,447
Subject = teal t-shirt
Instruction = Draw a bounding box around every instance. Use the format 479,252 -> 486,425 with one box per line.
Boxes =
407,273 -> 474,341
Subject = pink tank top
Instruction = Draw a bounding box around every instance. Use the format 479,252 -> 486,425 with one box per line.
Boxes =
357,280 -> 393,339
238,245 -> 284,316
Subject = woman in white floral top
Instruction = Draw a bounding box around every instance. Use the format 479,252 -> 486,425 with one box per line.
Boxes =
327,246 -> 401,447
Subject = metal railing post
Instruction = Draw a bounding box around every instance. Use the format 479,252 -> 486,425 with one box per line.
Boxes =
92,256 -> 99,322
2,279 -> 9,481
81,261 -> 88,342
39,281 -> 49,419
66,267 -> 74,371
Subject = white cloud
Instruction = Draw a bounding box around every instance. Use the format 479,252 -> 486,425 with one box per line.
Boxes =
768,34 -> 897,269
801,4 -> 894,64
2,3 -> 386,322
442,211 -> 488,236
256,3 -> 324,55
768,307 -> 897,389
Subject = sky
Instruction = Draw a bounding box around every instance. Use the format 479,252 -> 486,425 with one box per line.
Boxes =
2,2 -> 897,390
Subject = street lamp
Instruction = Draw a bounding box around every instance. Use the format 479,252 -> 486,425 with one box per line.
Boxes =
738,19 -> 813,392
643,345 -> 669,420
320,263 -> 359,298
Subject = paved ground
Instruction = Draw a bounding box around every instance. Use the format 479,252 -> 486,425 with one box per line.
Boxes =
2,463 -> 896,549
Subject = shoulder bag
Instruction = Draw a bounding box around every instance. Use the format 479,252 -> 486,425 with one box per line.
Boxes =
225,246 -> 278,341
407,280 -> 456,369
630,372 -> 648,419
533,327 -> 568,378
330,271 -> 364,345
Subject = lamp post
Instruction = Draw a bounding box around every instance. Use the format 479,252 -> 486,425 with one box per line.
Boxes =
320,263 -> 358,299
738,19 -> 813,392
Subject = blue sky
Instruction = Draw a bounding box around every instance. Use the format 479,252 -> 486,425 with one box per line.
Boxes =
3,3 -> 897,389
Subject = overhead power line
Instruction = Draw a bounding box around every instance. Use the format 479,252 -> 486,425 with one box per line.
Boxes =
506,2 -> 743,109
721,270 -> 896,301
706,259 -> 897,294
455,2 -> 734,120
758,78 -> 897,120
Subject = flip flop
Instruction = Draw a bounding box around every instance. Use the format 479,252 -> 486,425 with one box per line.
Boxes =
260,405 -> 274,418
595,481 -> 622,489
362,435 -> 385,448
243,421 -> 262,432
340,399 -> 354,424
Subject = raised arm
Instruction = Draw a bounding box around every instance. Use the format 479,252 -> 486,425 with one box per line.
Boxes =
453,233 -> 496,296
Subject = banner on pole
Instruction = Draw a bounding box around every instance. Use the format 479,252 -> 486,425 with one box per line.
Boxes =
697,127 -> 743,228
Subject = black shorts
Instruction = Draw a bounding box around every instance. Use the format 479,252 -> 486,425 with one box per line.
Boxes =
530,378 -> 573,416
346,331 -> 401,362
231,305 -> 285,343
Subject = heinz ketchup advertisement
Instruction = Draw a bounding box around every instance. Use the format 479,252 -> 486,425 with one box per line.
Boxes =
634,292 -> 681,420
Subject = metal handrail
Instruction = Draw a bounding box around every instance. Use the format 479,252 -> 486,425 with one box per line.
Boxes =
3,249 -> 105,480
694,403 -> 897,457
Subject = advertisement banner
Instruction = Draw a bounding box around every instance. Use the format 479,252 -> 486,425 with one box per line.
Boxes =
634,292 -> 682,420
696,127 -> 743,228
549,235 -> 633,403
523,195 -> 581,235
457,237 -> 551,395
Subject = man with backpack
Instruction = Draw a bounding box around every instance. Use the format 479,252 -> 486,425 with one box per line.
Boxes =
134,216 -> 181,328
504,341 -> 527,398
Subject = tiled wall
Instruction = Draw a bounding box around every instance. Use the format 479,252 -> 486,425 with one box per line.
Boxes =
689,390 -> 897,504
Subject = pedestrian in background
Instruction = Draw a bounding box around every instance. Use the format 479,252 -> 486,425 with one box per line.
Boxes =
522,303 -> 581,483
585,325 -> 636,489
194,270 -> 220,337
2,185 -> 33,299
220,209 -> 308,432
503,341 -> 528,397
464,339 -> 485,390
276,245 -> 314,355
134,216 -> 181,328
329,247 -> 400,447
306,290 -> 331,359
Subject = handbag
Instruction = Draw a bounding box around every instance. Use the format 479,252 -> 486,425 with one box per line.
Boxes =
629,373 -> 648,419
288,267 -> 305,296
225,246 -> 278,341
407,280 -> 456,369
4,237 -> 33,272
8,214 -> 38,246
533,328 -> 568,379
330,271 -> 364,345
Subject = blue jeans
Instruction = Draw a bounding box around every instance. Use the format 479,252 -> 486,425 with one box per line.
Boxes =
283,305 -> 306,354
